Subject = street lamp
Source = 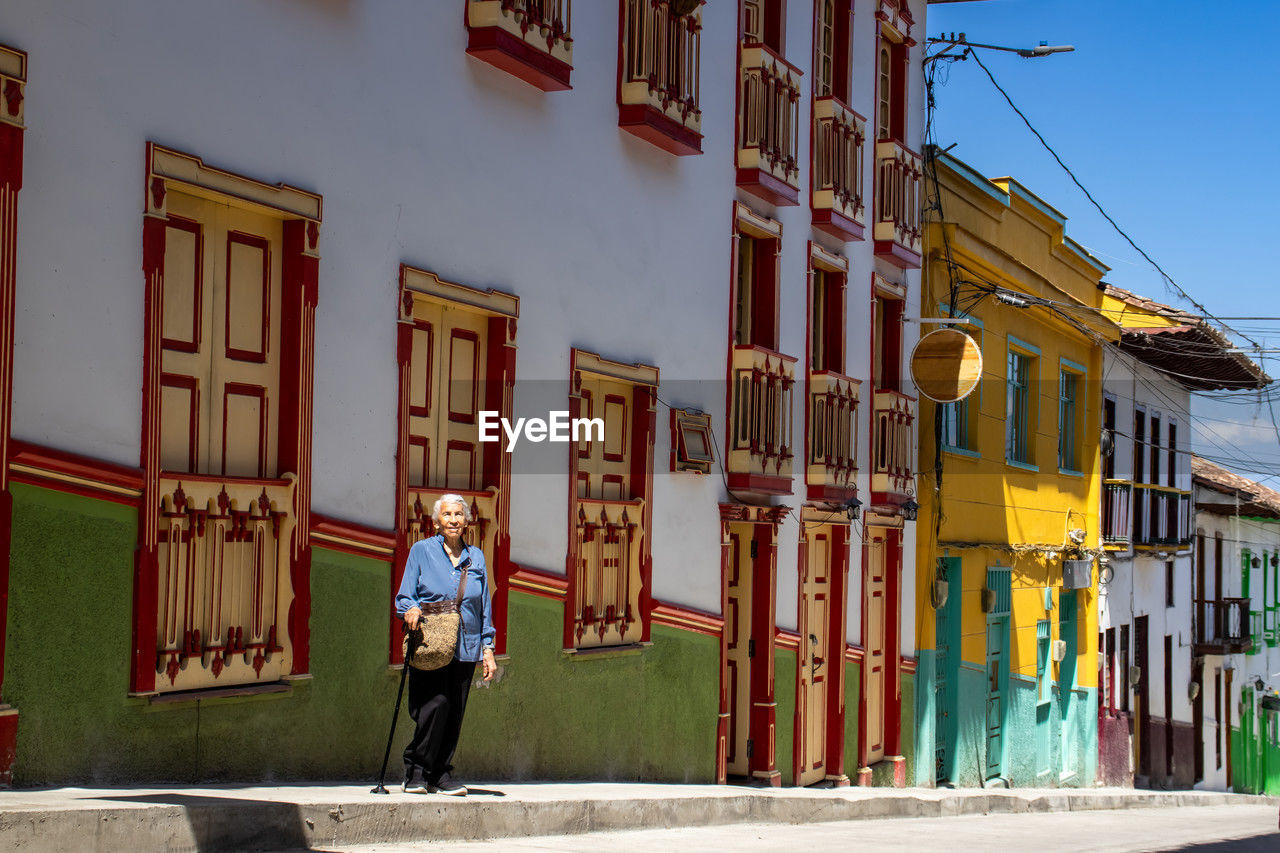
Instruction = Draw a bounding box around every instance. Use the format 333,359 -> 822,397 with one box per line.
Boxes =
926,33 -> 1075,65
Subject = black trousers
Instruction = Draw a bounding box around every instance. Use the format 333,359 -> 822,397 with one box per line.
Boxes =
403,658 -> 476,783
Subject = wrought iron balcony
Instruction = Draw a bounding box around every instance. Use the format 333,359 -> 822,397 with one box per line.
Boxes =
873,140 -> 922,268
572,498 -> 644,650
466,0 -> 574,91
728,344 -> 796,495
871,388 -> 914,504
812,97 -> 866,242
807,370 -> 860,502
1193,597 -> 1251,656
737,44 -> 801,206
619,0 -> 702,155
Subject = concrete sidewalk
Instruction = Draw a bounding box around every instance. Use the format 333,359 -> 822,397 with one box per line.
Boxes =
0,781 -> 1274,852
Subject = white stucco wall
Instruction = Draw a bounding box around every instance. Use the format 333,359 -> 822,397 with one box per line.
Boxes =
3,0 -> 924,641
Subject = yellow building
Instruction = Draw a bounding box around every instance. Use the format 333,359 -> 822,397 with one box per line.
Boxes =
913,151 -> 1119,787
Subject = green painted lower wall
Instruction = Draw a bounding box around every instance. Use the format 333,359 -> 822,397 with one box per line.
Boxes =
4,484 -> 721,785
6,483 -> 916,788
456,592 -> 719,783
6,483 -> 402,784
843,658 -> 862,781
1231,713 -> 1280,795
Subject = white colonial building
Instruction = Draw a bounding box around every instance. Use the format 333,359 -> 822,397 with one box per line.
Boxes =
1096,284 -> 1268,790
0,0 -> 929,786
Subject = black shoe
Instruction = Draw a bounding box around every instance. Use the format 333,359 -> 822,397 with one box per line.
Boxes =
402,769 -> 427,794
430,772 -> 467,796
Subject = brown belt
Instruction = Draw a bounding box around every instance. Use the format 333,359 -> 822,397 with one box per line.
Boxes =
420,600 -> 460,615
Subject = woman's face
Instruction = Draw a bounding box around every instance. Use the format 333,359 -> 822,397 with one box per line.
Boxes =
436,502 -> 468,539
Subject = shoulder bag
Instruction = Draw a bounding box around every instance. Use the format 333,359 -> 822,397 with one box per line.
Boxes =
402,552 -> 470,671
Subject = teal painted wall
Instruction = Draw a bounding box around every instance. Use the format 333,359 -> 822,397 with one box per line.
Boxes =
913,650 -> 936,786
4,484 -> 721,785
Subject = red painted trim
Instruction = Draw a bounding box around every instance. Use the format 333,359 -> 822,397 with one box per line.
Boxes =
223,230 -> 270,363
159,216 -> 202,353
812,209 -> 866,243
650,601 -> 722,636
391,304 -> 414,666
735,167 -> 800,207
618,104 -> 703,156
0,707 -> 15,786
884,527 -> 904,755
310,513 -> 396,560
872,239 -> 922,270
465,27 -> 573,92
900,654 -> 917,674
8,442 -> 145,502
775,628 -> 801,650
279,218 -> 318,677
844,643 -> 864,663
484,313 -> 517,656
509,563 -> 569,600
132,194 -> 167,693
726,472 -> 792,495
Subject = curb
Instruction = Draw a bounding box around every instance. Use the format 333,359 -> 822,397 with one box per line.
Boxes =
0,787 -> 1274,852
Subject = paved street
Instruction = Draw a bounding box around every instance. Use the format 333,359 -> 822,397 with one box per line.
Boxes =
319,805 -> 1279,853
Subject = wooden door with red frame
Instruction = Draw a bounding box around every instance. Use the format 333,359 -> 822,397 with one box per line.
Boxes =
861,527 -> 888,768
722,519 -> 779,784
798,522 -> 839,786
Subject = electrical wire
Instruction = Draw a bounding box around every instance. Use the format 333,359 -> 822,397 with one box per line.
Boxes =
964,49 -> 1261,349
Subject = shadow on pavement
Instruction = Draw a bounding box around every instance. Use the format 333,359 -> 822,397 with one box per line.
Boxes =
93,793 -> 310,851
1159,833 -> 1280,853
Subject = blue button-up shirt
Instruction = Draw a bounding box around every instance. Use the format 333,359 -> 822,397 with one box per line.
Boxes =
394,535 -> 495,663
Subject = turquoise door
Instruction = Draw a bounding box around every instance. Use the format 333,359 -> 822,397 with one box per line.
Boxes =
1036,620 -> 1052,777
935,557 -> 960,784
985,616 -> 1009,781
1059,590 -> 1078,779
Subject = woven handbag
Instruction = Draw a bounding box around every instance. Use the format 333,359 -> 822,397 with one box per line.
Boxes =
402,560 -> 469,671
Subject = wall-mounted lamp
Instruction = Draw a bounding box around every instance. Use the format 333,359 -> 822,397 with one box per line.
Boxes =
1272,555 -> 1278,568
845,496 -> 862,521
1257,677 -> 1266,692
901,499 -> 919,521
1188,681 -> 1200,701
1252,556 -> 1262,569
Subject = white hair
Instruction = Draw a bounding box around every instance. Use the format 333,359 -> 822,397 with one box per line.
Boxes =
432,494 -> 472,523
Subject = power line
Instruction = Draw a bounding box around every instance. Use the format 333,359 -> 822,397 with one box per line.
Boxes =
964,49 -> 1260,350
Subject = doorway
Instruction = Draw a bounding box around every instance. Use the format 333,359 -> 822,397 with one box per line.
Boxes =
797,521 -> 847,786
721,516 -> 779,785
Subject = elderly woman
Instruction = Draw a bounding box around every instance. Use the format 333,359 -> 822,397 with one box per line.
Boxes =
395,494 -> 496,795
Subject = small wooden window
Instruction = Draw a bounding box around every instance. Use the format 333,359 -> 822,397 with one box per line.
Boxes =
672,408 -> 714,474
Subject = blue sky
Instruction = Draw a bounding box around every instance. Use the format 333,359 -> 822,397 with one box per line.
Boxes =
924,0 -> 1280,483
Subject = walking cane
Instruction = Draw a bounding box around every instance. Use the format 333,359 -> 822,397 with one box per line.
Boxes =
372,623 -> 417,794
